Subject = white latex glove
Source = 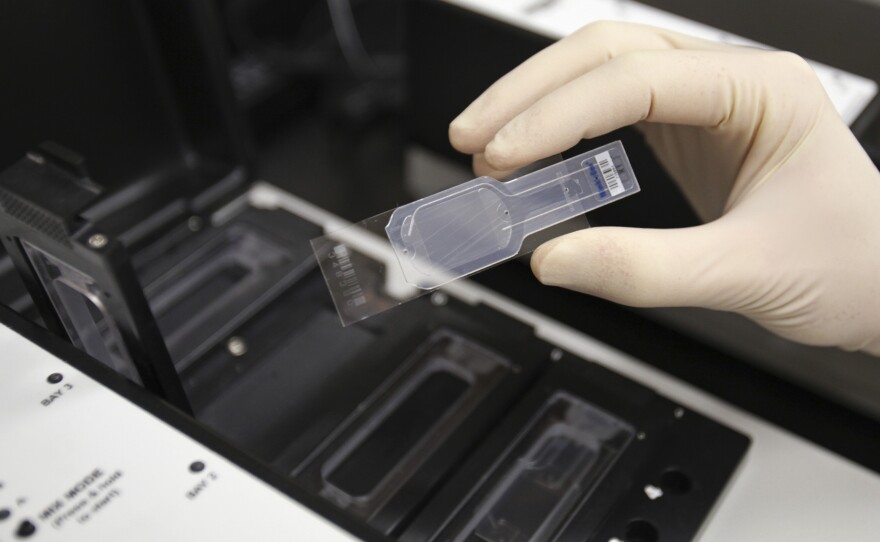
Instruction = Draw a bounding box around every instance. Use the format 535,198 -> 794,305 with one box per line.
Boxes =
448,22 -> 880,356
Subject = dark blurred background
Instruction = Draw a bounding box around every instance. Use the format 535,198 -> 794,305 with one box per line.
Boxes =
220,0 -> 407,218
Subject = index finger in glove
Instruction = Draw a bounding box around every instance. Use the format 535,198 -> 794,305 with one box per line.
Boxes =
481,48 -> 746,171
449,21 -> 732,155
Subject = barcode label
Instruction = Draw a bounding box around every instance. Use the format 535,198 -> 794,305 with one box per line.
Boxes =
332,244 -> 367,307
595,151 -> 623,197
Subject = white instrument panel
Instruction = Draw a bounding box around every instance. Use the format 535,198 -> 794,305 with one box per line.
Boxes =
0,324 -> 357,542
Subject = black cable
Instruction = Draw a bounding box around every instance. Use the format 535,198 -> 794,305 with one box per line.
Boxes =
326,0 -> 378,80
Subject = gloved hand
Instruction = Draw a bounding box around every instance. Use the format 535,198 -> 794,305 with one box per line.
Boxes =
448,21 -> 880,356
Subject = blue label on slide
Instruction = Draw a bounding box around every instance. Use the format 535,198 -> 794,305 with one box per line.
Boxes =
586,159 -> 609,200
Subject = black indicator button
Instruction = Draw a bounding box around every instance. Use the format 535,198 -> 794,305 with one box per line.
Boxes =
189,461 -> 205,473
47,373 -> 63,384
0,508 -> 10,520
15,519 -> 36,537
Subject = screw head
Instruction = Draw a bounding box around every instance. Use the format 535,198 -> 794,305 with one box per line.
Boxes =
674,407 -> 685,419
187,216 -> 204,232
226,336 -> 247,357
430,292 -> 448,306
26,152 -> 45,165
643,484 -> 664,500
87,234 -> 108,249
550,348 -> 563,362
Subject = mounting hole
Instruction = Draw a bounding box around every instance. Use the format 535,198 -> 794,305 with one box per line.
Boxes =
625,519 -> 659,542
659,469 -> 692,495
46,373 -> 63,384
189,461 -> 205,473
15,519 -> 37,537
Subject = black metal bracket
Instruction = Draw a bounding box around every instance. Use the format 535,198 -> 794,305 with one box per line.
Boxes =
0,142 -> 191,413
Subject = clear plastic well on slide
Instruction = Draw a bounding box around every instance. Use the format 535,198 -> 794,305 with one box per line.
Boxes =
312,141 -> 640,326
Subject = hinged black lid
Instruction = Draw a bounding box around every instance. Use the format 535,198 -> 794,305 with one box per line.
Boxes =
0,0 -> 251,249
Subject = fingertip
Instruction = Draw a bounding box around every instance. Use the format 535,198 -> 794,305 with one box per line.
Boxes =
472,153 -> 518,179
530,245 -> 549,284
530,237 -> 570,286
484,136 -> 523,172
449,113 -> 490,154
